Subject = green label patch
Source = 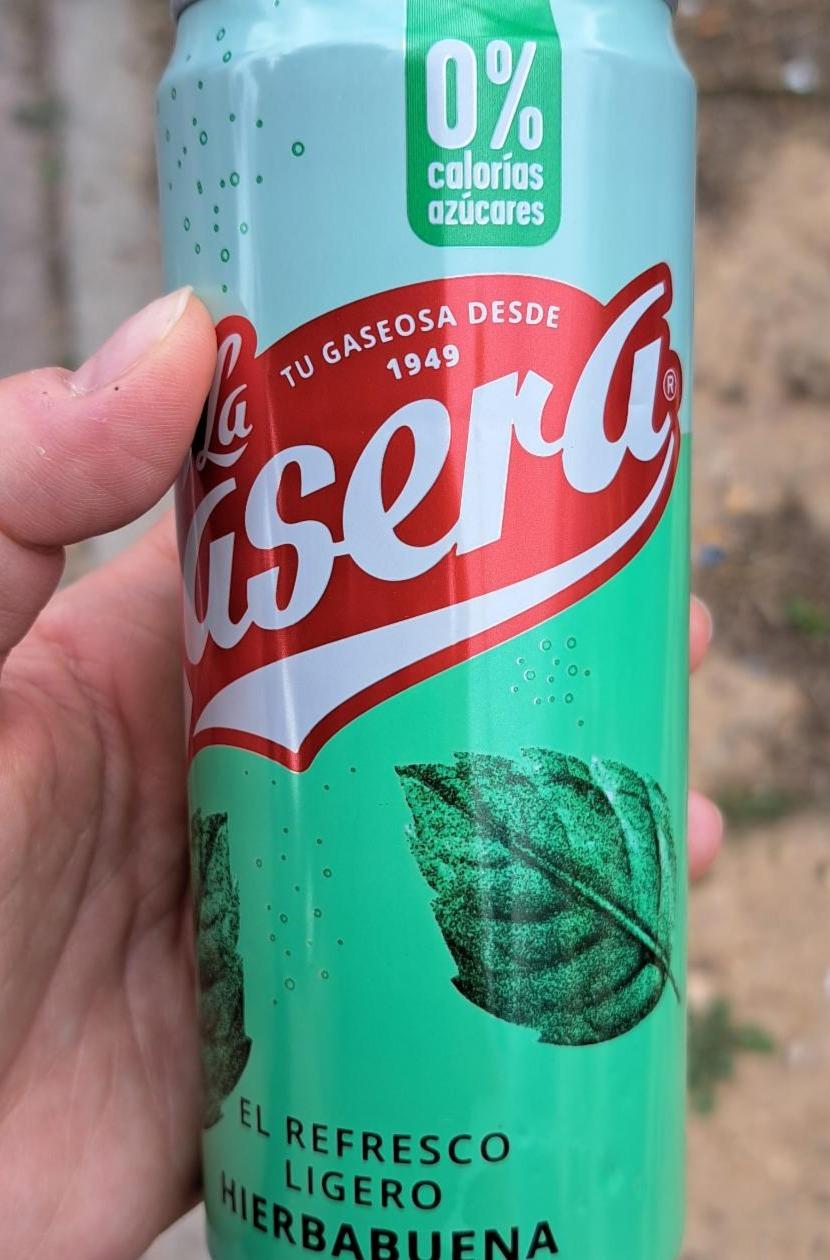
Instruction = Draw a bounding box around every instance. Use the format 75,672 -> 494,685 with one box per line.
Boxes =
406,0 -> 562,247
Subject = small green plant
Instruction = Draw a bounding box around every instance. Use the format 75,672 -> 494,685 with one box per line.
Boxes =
13,97 -> 64,132
689,998 -> 775,1114
717,785 -> 801,832
785,596 -> 830,639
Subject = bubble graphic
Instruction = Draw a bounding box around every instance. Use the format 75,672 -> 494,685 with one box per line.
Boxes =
223,51 -> 232,63
229,172 -> 240,187
216,26 -> 226,40
313,908 -> 323,919
200,131 -> 208,146
322,868 -> 333,879
510,686 -> 519,695
291,141 -> 306,157
171,88 -> 177,100
540,639 -> 552,652
255,857 -> 262,869
321,971 -> 330,981
220,248 -> 231,262
269,934 -> 276,943
565,694 -> 574,705
183,217 -> 191,231
285,978 -> 295,991
256,174 -> 264,184
524,670 -> 536,682
567,637 -> 577,649
280,913 -> 288,924
240,222 -> 249,234
256,119 -> 264,129
568,665 -> 578,678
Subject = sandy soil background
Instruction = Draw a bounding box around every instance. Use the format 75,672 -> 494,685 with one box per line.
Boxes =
0,1 -> 827,1257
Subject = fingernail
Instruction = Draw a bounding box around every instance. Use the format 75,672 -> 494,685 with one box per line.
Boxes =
694,596 -> 715,640
70,287 -> 193,394
700,599 -> 715,640
689,789 -> 724,835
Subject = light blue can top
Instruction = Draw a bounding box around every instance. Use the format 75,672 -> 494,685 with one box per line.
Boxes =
172,0 -> 679,12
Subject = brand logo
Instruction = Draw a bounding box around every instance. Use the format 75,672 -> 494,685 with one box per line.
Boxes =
180,269 -> 683,771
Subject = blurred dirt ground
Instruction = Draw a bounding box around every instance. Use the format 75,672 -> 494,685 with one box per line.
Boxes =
0,1 -> 827,1258
683,5 -> 830,1251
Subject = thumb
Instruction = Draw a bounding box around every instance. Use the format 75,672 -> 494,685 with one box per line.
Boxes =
0,289 -> 216,662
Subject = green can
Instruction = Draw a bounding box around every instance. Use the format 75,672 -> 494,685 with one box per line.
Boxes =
158,1 -> 695,1257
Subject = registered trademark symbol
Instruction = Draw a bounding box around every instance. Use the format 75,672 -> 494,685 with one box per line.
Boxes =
663,368 -> 679,402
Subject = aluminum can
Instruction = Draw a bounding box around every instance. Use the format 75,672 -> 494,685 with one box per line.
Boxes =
157,2 -> 695,1257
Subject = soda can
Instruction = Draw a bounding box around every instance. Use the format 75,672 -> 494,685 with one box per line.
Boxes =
157,2 -> 695,1257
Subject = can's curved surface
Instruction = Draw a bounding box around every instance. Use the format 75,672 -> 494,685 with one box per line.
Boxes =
171,0 -> 680,17
157,4 -> 695,1258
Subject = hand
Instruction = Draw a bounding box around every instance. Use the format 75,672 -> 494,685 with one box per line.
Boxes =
0,295 -> 723,1259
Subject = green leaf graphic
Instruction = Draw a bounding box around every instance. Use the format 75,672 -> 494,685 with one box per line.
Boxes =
191,811 -> 252,1128
397,750 -> 679,1045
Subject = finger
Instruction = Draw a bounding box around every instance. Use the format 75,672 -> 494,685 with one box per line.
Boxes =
688,790 -> 724,881
690,597 -> 714,674
0,290 -> 215,664
45,513 -> 191,900
53,512 -> 183,717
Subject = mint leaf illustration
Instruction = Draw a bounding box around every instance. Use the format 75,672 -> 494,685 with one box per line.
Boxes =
397,750 -> 679,1045
190,811 -> 252,1128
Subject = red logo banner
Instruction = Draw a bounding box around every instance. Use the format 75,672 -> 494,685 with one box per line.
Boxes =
179,268 -> 682,771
